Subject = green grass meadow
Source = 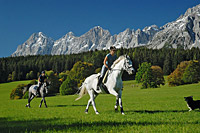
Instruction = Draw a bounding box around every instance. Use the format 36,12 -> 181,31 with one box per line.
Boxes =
1,80 -> 200,132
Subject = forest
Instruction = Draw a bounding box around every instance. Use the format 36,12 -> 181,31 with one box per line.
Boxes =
1,47 -> 200,83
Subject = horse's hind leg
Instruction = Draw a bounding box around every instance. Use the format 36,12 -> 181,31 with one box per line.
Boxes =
85,99 -> 92,114
26,93 -> 34,108
87,90 -> 99,114
26,96 -> 31,108
85,93 -> 98,114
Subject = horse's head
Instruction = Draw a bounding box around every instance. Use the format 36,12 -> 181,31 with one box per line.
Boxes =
123,55 -> 135,75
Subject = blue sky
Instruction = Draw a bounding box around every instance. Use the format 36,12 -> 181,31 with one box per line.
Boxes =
0,0 -> 199,57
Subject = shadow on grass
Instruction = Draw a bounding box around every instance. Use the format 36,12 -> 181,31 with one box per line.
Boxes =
51,104 -> 87,107
0,116 -> 199,132
126,110 -> 190,114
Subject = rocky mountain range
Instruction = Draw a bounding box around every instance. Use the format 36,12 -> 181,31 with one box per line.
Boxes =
12,32 -> 54,56
148,4 -> 200,49
12,4 -> 200,56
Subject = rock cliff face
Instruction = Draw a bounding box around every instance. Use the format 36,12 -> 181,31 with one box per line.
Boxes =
12,32 -> 54,56
12,4 -> 200,57
12,25 -> 159,56
148,4 -> 200,49
51,26 -> 112,55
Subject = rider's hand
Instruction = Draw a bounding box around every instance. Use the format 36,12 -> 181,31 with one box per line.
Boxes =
108,67 -> 112,70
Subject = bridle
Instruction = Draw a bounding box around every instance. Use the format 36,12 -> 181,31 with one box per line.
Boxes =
123,58 -> 133,72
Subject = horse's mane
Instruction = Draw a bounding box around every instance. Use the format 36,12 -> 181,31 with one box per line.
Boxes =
111,55 -> 126,68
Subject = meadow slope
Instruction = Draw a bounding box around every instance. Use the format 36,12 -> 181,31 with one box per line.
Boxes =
0,80 -> 200,132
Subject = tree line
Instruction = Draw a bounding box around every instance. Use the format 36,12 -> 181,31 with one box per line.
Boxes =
1,47 -> 200,83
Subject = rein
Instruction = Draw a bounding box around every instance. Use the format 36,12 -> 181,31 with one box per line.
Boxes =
110,68 -> 122,71
103,59 -> 126,82
110,59 -> 128,72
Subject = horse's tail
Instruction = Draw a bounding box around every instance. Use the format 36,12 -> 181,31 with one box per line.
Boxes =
23,84 -> 32,94
75,82 -> 87,101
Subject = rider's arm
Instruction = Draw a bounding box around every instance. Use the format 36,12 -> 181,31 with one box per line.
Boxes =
38,76 -> 41,83
104,56 -> 111,70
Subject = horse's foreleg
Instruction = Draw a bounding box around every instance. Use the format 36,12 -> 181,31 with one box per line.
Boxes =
109,89 -> 120,111
118,90 -> 124,115
115,97 -> 119,111
119,98 -> 124,115
39,97 -> 44,108
109,89 -> 118,97
43,97 -> 47,108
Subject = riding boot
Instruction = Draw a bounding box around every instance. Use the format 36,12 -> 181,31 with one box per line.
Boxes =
97,77 -> 103,90
37,84 -> 41,97
37,88 -> 40,97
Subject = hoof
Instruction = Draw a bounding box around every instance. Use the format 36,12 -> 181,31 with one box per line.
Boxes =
115,106 -> 118,111
45,105 -> 48,108
26,104 -> 30,108
95,111 -> 99,115
39,105 -> 41,108
85,109 -> 88,114
121,112 -> 125,115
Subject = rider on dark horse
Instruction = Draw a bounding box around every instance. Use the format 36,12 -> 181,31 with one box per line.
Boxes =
37,71 -> 47,96
97,46 -> 117,88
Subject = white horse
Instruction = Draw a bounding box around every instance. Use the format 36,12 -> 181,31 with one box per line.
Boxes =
76,55 -> 135,115
25,82 -> 49,108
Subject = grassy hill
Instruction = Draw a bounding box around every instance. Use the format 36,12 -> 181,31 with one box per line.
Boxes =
0,80 -> 200,132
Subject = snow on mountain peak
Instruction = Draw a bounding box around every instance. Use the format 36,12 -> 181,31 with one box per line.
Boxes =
12,25 -> 160,56
148,4 -> 200,49
184,4 -> 200,16
11,4 -> 200,57
37,32 -> 46,38
142,25 -> 160,34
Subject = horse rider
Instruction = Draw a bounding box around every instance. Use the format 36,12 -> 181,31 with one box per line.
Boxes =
97,46 -> 117,88
37,71 -> 47,96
